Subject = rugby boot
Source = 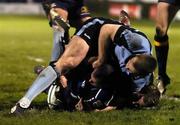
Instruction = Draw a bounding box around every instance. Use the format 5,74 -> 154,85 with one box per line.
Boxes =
155,74 -> 170,94
10,103 -> 26,116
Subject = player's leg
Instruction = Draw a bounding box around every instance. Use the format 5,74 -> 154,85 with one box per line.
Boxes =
50,30 -> 65,62
154,2 -> 178,93
47,37 -> 90,111
55,36 -> 89,74
49,6 -> 69,61
42,1 -> 69,62
10,66 -> 58,115
47,1 -> 72,66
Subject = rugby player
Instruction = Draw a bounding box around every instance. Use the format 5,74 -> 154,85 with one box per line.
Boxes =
154,0 -> 180,94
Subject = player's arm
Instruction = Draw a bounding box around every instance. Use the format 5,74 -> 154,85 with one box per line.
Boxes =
95,106 -> 116,112
93,24 -> 121,68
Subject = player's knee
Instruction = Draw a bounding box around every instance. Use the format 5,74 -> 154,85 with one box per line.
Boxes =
155,24 -> 168,36
50,9 -> 70,31
52,8 -> 68,19
49,61 -> 57,67
154,27 -> 169,46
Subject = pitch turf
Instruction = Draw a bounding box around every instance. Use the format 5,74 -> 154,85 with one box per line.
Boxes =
0,15 -> 180,125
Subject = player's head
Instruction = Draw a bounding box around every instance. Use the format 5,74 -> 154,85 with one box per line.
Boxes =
126,54 -> 157,76
80,6 -> 92,23
90,64 -> 114,87
73,6 -> 91,28
80,6 -> 91,18
132,85 -> 160,107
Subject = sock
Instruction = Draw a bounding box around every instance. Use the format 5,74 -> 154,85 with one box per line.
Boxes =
154,35 -> 169,77
19,66 -> 58,108
50,30 -> 65,62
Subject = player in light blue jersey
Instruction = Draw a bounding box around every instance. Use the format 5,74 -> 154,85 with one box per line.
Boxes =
93,24 -> 156,93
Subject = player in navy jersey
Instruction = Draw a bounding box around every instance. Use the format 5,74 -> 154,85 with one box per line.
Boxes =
10,16 -> 157,114
153,0 -> 180,94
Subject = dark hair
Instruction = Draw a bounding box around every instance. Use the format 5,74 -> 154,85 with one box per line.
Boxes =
91,64 -> 114,88
141,85 -> 161,107
133,55 -> 157,76
80,6 -> 91,18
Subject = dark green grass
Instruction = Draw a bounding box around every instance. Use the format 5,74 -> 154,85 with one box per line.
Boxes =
0,15 -> 180,125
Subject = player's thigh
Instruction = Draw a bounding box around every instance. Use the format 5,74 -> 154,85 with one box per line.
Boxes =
56,36 -> 89,68
66,36 -> 89,59
156,2 -> 178,34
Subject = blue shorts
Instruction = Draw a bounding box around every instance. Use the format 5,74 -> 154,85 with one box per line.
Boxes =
158,0 -> 180,6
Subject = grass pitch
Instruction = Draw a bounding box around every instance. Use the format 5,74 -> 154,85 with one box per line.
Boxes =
0,15 -> 180,125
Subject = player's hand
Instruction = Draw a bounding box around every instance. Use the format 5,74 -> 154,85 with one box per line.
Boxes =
89,70 -> 97,86
59,75 -> 67,88
88,56 -> 98,64
75,98 -> 83,111
92,59 -> 103,69
94,106 -> 116,112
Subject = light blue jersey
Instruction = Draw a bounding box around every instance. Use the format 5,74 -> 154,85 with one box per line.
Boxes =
114,26 -> 153,92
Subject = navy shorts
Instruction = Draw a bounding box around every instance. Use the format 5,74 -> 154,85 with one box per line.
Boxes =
158,0 -> 180,6
43,0 -> 84,25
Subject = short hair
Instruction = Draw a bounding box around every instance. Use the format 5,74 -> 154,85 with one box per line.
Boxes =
80,6 -> 91,18
133,55 -> 157,76
91,64 -> 114,88
140,85 -> 161,107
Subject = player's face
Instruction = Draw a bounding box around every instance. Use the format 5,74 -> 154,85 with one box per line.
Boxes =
125,56 -> 138,74
132,96 -> 145,107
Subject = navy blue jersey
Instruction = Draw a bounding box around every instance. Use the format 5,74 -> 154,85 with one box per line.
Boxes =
158,0 -> 180,5
70,80 -> 114,111
76,17 -> 121,57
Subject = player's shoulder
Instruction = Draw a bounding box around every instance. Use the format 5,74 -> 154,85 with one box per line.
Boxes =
127,27 -> 148,39
91,17 -> 119,24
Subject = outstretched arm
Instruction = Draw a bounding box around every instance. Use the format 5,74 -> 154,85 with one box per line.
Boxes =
93,24 -> 121,68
